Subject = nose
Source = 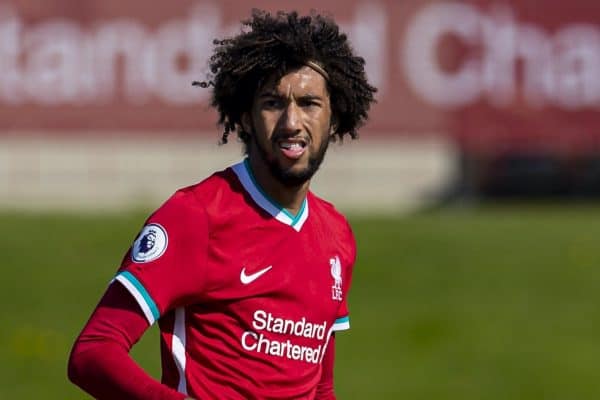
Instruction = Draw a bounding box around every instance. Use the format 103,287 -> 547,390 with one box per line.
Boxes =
279,102 -> 301,133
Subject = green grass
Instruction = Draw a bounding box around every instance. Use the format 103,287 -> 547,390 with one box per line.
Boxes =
2,206 -> 600,399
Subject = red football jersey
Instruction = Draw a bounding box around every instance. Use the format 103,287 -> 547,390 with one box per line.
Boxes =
114,159 -> 356,399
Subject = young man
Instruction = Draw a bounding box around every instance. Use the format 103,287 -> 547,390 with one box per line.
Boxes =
68,10 -> 376,400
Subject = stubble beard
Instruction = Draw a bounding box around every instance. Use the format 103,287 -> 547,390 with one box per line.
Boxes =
250,130 -> 330,188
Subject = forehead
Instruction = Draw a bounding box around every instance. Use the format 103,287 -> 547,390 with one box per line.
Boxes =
258,66 -> 329,97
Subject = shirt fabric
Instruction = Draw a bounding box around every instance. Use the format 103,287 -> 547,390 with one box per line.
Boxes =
113,159 -> 356,399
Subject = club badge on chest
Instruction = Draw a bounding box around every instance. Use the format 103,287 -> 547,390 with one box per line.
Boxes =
330,256 -> 343,302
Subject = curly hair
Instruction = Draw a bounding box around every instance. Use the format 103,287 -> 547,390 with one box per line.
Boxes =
194,9 -> 377,146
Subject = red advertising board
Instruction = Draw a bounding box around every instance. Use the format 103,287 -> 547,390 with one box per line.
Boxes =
1,0 -> 599,156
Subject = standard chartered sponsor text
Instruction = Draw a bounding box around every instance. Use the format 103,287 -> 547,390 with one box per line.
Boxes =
241,310 -> 327,364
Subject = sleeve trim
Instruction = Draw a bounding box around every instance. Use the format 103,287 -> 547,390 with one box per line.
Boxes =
332,316 -> 350,331
115,271 -> 159,325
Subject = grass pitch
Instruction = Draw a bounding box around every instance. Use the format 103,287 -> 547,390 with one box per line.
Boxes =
2,206 -> 600,399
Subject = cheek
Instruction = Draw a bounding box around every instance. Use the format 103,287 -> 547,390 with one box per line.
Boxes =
307,111 -> 332,141
257,112 -> 280,135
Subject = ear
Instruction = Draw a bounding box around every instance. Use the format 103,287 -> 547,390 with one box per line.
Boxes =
241,113 -> 252,134
329,117 -> 338,136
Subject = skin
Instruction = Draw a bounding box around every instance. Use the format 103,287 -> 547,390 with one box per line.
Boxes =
242,66 -> 336,215
181,66 -> 334,400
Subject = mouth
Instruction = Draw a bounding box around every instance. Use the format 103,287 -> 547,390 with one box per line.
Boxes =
276,137 -> 308,160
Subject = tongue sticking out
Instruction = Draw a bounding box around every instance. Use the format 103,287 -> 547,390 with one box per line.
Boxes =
279,142 -> 306,160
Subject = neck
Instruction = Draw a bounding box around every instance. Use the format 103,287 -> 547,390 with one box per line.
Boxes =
247,154 -> 309,216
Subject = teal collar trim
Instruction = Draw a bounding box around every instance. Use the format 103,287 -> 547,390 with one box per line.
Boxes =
232,159 -> 309,231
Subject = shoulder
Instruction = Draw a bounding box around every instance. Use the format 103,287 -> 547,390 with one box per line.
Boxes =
308,192 -> 353,234
308,192 -> 356,260
145,166 -> 240,233
178,166 -> 236,201
157,166 -> 238,215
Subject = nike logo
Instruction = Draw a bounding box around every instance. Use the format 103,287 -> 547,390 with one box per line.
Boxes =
240,265 -> 273,284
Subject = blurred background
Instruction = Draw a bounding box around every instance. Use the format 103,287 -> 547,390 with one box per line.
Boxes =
2,0 -> 600,398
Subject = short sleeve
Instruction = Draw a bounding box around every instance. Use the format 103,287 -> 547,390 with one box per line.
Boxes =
332,221 -> 356,332
113,190 -> 209,325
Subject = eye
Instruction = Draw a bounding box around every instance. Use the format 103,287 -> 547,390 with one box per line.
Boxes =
261,99 -> 283,110
298,99 -> 321,109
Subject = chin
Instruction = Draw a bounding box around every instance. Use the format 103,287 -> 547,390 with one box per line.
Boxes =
281,156 -> 310,169
253,137 -> 327,187
270,161 -> 315,187
277,172 -> 313,188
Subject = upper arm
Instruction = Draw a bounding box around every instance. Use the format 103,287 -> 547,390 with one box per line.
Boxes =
115,192 -> 210,325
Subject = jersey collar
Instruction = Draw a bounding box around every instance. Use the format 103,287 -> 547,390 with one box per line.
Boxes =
232,159 -> 309,232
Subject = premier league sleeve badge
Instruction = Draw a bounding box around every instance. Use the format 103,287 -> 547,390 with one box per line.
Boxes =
131,223 -> 168,263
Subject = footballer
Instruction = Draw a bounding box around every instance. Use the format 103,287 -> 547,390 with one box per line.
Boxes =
68,9 -> 376,399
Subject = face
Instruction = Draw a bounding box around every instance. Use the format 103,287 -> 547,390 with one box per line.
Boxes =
243,66 -> 334,187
